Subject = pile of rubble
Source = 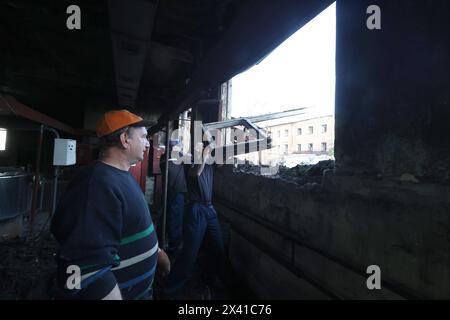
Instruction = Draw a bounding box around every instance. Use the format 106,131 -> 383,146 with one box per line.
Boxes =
234,160 -> 335,190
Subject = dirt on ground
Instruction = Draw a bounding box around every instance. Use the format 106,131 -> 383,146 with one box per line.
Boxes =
0,231 -> 58,300
0,217 -> 255,300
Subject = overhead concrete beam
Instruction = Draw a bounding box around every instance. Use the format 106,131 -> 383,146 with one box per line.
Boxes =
108,0 -> 158,108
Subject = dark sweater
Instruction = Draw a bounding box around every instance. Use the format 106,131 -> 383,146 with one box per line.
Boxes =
186,164 -> 213,203
160,160 -> 188,201
51,161 -> 158,300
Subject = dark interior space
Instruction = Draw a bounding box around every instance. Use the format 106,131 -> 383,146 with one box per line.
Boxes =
0,0 -> 449,301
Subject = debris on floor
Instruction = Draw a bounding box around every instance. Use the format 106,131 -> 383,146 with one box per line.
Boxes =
0,213 -> 256,300
234,160 -> 335,188
0,232 -> 57,300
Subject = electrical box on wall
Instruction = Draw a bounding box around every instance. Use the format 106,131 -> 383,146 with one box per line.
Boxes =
53,139 -> 77,166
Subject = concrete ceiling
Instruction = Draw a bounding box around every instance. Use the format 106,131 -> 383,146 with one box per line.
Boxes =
0,0 -> 334,130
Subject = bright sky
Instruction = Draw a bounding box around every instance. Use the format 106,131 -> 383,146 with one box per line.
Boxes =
230,2 -> 336,119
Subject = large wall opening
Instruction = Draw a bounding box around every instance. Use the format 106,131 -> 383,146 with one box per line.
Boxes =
0,128 -> 6,151
228,2 -> 336,168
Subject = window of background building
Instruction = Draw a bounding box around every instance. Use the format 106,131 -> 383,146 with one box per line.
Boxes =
297,128 -> 302,135
0,128 -> 6,151
284,144 -> 288,154
298,144 -> 302,152
321,142 -> 327,151
277,145 -> 281,152
321,124 -> 327,133
277,130 -> 281,138
308,143 -> 313,152
284,129 -> 289,137
308,126 -> 314,134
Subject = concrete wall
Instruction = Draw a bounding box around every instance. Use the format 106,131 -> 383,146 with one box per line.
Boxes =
214,1 -> 450,299
214,166 -> 450,299
335,0 -> 450,182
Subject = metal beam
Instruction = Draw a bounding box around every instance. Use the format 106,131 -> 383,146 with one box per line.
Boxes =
202,116 -> 273,158
0,95 -> 76,135
243,107 -> 307,123
203,107 -> 307,131
203,118 -> 247,130
213,138 -> 273,160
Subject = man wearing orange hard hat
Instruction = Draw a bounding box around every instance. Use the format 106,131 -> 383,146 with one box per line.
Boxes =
51,109 -> 170,300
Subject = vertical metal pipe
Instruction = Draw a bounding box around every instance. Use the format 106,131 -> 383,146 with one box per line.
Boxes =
43,127 -> 60,217
29,124 -> 44,237
39,177 -> 45,213
52,166 -> 59,215
161,120 -> 171,250
190,107 -> 196,163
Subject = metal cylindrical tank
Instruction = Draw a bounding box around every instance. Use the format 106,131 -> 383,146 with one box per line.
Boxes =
0,168 -> 32,222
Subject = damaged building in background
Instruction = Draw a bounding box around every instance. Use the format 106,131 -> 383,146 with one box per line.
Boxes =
0,0 -> 450,300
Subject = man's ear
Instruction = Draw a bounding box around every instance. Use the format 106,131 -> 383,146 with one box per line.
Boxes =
119,131 -> 129,149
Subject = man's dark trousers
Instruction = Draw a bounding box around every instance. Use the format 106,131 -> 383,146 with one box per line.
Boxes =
163,201 -> 224,297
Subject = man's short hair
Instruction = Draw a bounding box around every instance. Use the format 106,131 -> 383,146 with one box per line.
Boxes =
98,126 -> 135,158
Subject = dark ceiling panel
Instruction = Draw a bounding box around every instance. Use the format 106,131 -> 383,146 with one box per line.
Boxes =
0,0 -> 330,130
